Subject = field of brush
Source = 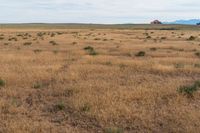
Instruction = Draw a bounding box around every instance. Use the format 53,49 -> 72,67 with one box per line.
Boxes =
0,24 -> 200,133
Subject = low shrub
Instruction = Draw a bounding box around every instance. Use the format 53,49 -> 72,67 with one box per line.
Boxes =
88,50 -> 98,55
150,47 -> 157,51
194,64 -> 200,68
177,81 -> 200,97
0,79 -> 5,87
8,37 -> 17,41
195,52 -> 200,57
188,36 -> 196,41
49,41 -> 58,45
161,37 -> 167,40
84,46 -> 94,51
51,33 -> 56,37
33,49 -> 42,53
23,42 -> 32,46
135,51 -> 145,57
94,38 -> 101,41
54,102 -> 65,111
53,50 -> 58,54
84,46 -> 98,56
146,36 -> 151,39
72,42 -> 77,45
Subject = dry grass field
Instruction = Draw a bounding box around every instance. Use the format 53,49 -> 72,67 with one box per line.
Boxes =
0,24 -> 200,133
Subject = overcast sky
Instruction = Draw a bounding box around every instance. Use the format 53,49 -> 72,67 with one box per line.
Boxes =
0,0 -> 199,23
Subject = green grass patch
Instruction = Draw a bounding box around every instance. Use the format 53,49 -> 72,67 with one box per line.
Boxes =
0,79 -> 5,87
177,81 -> 200,97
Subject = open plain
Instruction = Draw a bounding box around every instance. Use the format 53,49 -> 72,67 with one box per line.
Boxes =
0,24 -> 200,133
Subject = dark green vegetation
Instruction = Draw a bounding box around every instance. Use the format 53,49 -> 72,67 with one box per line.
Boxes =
84,46 -> 98,55
0,79 -> 5,87
1,23 -> 200,30
178,81 -> 200,97
135,51 -> 146,57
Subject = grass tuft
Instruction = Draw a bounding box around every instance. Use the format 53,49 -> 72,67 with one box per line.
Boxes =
55,102 -> 65,111
104,127 -> 123,133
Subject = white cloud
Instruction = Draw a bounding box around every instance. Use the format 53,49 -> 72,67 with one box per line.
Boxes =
0,0 -> 199,23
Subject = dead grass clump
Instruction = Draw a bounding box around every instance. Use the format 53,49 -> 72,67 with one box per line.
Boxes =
53,50 -> 58,54
23,37 -> 28,40
57,32 -> 63,35
119,63 -> 127,70
150,47 -> 157,51
80,103 -> 91,112
8,37 -> 17,41
104,61 -> 112,66
125,53 -> 132,57
174,63 -> 184,69
94,38 -> 101,41
49,41 -> 58,45
64,89 -> 74,97
33,49 -> 42,53
33,82 -> 42,89
72,42 -> 77,45
23,42 -> 32,46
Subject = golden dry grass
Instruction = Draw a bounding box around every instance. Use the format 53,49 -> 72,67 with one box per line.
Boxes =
0,27 -> 200,133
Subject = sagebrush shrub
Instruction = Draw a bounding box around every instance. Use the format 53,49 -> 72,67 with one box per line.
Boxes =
195,52 -> 200,57
150,47 -> 157,51
0,79 -> 5,87
84,46 -> 98,56
23,42 -> 32,46
188,36 -> 196,41
54,102 -> 65,111
49,41 -> 58,45
177,81 -> 200,97
135,51 -> 145,57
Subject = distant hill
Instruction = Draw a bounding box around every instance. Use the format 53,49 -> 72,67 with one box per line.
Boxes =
164,19 -> 200,25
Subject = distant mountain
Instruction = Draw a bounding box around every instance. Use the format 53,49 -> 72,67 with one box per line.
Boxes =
164,19 -> 200,25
